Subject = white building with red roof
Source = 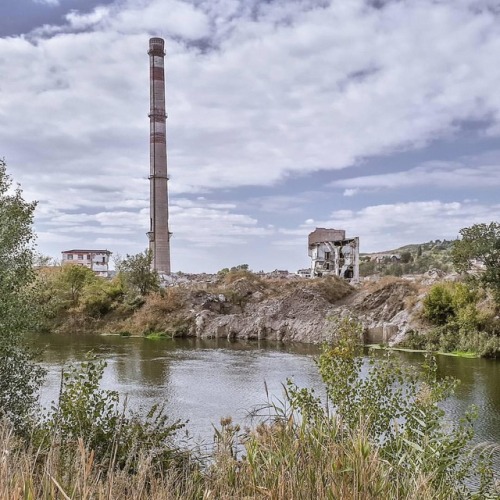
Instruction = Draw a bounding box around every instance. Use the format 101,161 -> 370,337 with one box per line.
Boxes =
61,249 -> 112,277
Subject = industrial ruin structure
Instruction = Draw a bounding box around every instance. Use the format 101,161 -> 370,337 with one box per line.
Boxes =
308,228 -> 359,281
147,37 -> 171,275
61,249 -> 112,278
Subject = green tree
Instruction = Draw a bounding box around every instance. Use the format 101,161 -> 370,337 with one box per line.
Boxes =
452,222 -> 500,306
400,251 -> 412,264
58,264 -> 97,303
119,249 -> 159,295
0,159 -> 45,433
230,264 -> 249,271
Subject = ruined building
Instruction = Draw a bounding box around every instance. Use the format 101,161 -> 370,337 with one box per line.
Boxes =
308,228 -> 359,281
147,37 -> 171,275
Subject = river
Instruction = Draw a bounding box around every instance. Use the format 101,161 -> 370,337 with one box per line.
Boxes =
34,335 -> 499,457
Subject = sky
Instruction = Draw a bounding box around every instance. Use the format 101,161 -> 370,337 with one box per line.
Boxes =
1,0 -> 500,273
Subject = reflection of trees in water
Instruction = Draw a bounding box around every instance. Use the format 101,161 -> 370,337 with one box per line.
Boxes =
435,355 -> 500,452
34,336 -> 499,452
34,334 -> 127,365
113,339 -> 172,388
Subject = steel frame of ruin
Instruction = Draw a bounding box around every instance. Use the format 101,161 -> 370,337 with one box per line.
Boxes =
147,37 -> 171,275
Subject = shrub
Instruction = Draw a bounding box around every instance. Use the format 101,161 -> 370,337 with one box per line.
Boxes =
226,316 -> 499,498
80,278 -> 124,318
420,282 -> 499,357
423,283 -> 456,325
44,355 -> 186,474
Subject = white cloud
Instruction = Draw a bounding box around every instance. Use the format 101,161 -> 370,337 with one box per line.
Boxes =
65,7 -> 111,30
304,200 -> 500,252
3,0 -> 500,192
33,0 -> 60,6
343,188 -> 360,197
2,0 -> 500,270
331,157 -> 500,193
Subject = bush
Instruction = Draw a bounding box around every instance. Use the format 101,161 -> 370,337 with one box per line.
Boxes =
423,283 -> 456,325
226,316 -> 499,498
44,355 -> 186,474
80,278 -> 124,318
423,282 -> 478,325
420,282 -> 500,357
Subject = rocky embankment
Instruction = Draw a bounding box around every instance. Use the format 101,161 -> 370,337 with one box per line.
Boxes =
191,278 -> 424,344
111,274 -> 431,345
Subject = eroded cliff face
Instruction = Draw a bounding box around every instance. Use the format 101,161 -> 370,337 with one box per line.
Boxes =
182,276 -> 426,345
105,274 -> 429,345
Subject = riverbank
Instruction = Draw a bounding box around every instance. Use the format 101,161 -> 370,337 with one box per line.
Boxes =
43,273 -> 424,342
36,267 -> 499,358
366,344 -> 481,358
9,333 -> 500,499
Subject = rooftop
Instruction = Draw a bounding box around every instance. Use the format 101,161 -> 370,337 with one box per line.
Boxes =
61,249 -> 112,254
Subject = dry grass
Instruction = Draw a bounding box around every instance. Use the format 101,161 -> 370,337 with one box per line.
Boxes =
0,415 -> 475,500
362,276 -> 410,293
126,289 -> 190,336
308,275 -> 354,303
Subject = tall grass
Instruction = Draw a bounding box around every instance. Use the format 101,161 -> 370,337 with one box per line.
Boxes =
0,317 -> 498,499
1,412 -> 496,499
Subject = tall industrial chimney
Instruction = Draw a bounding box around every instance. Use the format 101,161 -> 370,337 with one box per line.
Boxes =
148,37 -> 171,274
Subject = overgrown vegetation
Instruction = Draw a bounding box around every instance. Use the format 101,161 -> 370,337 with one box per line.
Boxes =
452,221 -> 500,309
0,159 -> 45,434
42,355 -> 188,475
360,239 -> 455,277
0,317 -> 498,498
34,250 -> 166,334
402,281 -> 500,357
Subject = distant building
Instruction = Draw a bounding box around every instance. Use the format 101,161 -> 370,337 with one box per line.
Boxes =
297,268 -> 312,278
61,249 -> 112,277
308,228 -> 359,281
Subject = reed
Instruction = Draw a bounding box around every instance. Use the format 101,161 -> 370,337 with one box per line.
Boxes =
2,413 -> 494,500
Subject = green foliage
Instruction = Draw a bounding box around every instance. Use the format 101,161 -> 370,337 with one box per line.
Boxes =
230,264 -> 249,271
384,262 -> 403,277
403,326 -> 500,358
0,159 -> 45,433
423,283 -> 456,325
423,282 -> 478,325
419,282 -> 499,357
118,249 -> 159,296
360,259 -> 376,276
217,267 -> 230,277
79,277 -> 124,318
49,356 -> 120,458
35,267 -> 126,328
297,317 -> 495,496
0,159 -> 38,337
238,316 -> 498,498
46,355 -> 186,473
0,342 -> 45,435
361,240 -> 456,277
400,251 -> 412,263
452,221 -> 500,306
57,264 -> 97,304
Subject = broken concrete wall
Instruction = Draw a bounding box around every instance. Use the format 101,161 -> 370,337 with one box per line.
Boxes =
308,228 -> 359,282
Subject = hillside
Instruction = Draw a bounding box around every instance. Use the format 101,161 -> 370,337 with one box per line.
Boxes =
360,239 -> 455,277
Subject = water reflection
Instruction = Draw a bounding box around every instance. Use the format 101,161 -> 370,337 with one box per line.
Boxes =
34,335 -> 499,451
